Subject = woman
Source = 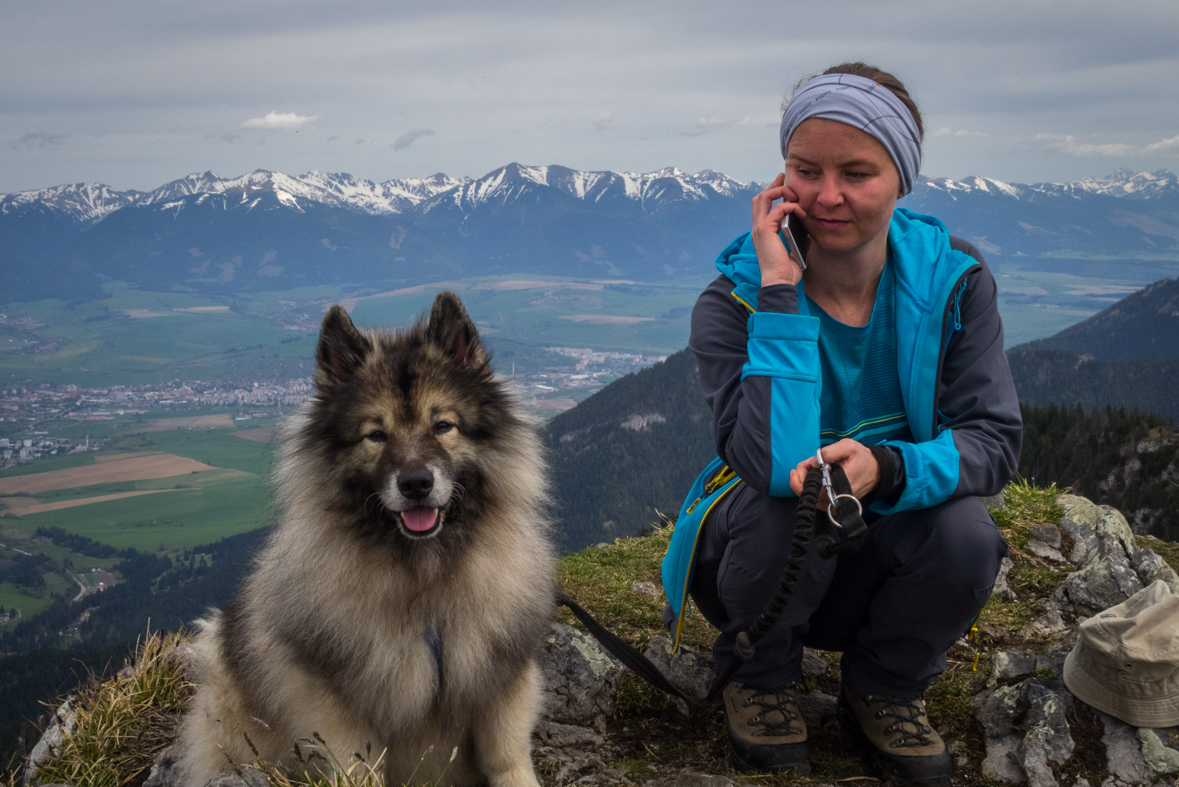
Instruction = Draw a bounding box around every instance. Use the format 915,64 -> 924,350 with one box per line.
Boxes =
669,63 -> 1020,785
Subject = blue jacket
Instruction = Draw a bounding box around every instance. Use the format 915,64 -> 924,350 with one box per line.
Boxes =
696,207 -> 1021,512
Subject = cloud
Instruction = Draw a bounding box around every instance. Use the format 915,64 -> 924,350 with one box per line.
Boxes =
8,131 -> 70,149
932,127 -> 986,139
326,135 -> 339,142
1035,133 -> 1147,157
695,116 -> 752,129
1143,135 -> 1179,155
592,111 -> 616,132
392,129 -> 434,151
240,111 -> 318,130
354,137 -> 366,144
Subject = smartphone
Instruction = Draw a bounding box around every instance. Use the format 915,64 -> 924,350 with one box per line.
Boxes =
779,212 -> 808,271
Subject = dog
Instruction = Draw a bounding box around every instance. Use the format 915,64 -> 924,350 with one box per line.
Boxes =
175,292 -> 555,787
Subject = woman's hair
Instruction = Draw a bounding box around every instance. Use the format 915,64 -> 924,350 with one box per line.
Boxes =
786,62 -> 924,141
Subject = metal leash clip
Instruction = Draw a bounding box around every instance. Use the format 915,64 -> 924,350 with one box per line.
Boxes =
816,448 -> 862,528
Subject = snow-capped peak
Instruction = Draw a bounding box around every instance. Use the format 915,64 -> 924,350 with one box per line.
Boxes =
0,182 -> 142,221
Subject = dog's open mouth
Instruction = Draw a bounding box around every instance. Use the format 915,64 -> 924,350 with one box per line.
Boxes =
398,506 -> 441,537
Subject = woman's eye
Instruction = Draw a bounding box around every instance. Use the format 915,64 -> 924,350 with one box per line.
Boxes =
365,430 -> 387,443
433,421 -> 455,435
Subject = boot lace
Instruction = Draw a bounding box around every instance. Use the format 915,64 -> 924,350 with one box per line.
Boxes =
862,695 -> 935,749
742,686 -> 803,737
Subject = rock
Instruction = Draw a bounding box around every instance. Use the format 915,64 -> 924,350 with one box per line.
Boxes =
1032,523 -> 1063,549
143,746 -> 180,787
984,491 -> 1006,509
1099,711 -> 1152,786
993,556 -> 1018,602
198,771 -> 269,787
630,581 -> 661,598
949,739 -> 970,768
1029,539 -> 1069,564
1028,598 -> 1072,637
535,720 -> 605,750
642,636 -> 715,696
1138,728 -> 1179,775
987,646 -> 1070,687
539,623 -> 626,723
643,771 -> 733,787
1058,494 -> 1101,566
1058,507 -> 1145,616
1131,548 -> 1179,596
533,718 -> 609,786
796,690 -> 839,729
573,768 -> 629,785
802,647 -> 829,676
975,678 -> 1074,786
24,697 -> 76,787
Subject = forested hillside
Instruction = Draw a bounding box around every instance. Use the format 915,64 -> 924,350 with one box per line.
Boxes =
545,349 -> 714,552
1007,277 -> 1179,418
1016,277 -> 1179,360
0,527 -> 269,770
1007,349 -> 1179,421
1020,403 -> 1179,540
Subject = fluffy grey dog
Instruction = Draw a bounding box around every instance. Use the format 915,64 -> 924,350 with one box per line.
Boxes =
175,293 -> 555,787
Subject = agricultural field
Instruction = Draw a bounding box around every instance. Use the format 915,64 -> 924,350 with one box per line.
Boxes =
0,420 -> 279,621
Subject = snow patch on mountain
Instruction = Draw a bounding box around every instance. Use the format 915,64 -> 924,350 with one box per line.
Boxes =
0,182 -> 142,221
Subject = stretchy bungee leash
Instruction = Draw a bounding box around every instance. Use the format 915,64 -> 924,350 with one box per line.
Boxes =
557,452 -> 868,709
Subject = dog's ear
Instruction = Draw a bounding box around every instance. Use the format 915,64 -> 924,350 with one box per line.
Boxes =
426,291 -> 487,370
316,305 -> 372,388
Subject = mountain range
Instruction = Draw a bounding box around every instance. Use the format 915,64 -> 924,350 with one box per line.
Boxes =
3,165 -> 1178,303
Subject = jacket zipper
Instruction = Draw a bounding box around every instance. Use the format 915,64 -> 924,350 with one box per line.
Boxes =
931,266 -> 979,435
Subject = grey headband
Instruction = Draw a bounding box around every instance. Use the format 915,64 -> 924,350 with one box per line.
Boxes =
779,73 -> 922,196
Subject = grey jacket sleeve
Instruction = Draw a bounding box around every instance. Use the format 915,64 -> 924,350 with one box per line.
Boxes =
939,238 -> 1023,497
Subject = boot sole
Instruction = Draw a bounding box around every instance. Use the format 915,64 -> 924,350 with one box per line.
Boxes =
726,727 -> 811,775
836,696 -> 951,787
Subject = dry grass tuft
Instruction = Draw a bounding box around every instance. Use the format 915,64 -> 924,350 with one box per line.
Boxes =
30,629 -> 192,787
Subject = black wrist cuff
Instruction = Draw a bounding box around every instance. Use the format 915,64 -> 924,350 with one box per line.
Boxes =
867,445 -> 905,506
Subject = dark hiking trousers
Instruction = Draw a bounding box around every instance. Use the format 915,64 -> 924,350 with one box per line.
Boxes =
664,483 -> 1008,697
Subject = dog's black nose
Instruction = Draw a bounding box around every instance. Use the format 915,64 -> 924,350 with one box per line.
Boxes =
398,468 -> 434,500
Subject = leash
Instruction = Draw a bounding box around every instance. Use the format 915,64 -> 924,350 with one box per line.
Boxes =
557,454 -> 868,709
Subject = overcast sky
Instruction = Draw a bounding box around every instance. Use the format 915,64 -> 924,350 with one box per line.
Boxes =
3,0 -> 1178,193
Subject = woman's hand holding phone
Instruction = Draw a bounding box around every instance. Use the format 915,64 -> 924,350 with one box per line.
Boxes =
751,172 -> 808,287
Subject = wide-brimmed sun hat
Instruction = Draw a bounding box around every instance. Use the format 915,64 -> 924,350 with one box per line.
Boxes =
1063,579 -> 1179,727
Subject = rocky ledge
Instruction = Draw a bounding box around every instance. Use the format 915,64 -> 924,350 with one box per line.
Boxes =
24,493 -> 1179,787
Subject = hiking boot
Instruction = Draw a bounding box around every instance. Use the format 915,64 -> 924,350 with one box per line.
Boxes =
838,688 -> 951,787
722,681 -> 809,774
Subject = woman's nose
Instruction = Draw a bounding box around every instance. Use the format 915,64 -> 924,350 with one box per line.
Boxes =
816,174 -> 843,206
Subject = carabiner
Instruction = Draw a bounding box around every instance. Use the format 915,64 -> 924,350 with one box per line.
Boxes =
816,448 -> 863,529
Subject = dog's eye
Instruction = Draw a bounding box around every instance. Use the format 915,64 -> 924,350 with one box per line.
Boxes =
365,430 -> 387,443
433,421 -> 455,436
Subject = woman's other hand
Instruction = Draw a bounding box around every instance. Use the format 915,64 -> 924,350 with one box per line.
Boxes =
789,439 -> 880,508
751,173 -> 808,287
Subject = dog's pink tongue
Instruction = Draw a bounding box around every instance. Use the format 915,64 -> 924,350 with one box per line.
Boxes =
402,507 -> 438,532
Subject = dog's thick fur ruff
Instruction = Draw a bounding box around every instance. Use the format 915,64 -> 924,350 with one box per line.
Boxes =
175,293 -> 555,787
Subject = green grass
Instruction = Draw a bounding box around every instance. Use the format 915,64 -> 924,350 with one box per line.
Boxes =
14,474 -> 273,551
122,430 -> 275,475
0,580 -> 57,627
0,453 -> 96,479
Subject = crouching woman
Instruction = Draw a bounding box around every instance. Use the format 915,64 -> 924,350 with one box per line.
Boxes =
666,62 -> 1021,786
